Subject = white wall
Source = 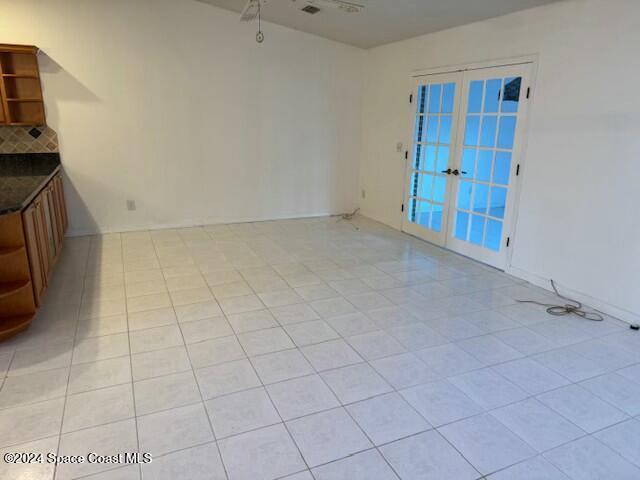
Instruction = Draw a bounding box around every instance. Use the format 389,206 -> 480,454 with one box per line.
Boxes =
0,0 -> 364,234
360,0 -> 640,322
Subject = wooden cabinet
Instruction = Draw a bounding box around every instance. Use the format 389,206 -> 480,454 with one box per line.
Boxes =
22,201 -> 47,305
0,172 -> 66,341
0,44 -> 45,126
0,212 -> 37,341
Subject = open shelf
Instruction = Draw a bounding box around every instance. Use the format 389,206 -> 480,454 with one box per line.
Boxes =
0,51 -> 39,76
5,101 -> 44,125
0,45 -> 44,125
0,280 -> 31,300
0,279 -> 35,319
0,314 -> 35,342
0,246 -> 25,259
2,74 -> 38,78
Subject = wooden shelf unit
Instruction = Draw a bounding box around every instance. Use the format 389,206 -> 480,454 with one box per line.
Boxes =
0,172 -> 67,341
0,212 -> 36,340
0,44 -> 45,126
0,245 -> 26,258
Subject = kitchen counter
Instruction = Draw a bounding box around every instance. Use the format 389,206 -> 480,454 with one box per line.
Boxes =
0,153 -> 61,215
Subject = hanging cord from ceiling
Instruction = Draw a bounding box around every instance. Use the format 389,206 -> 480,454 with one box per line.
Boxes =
256,1 -> 264,43
517,279 -> 604,321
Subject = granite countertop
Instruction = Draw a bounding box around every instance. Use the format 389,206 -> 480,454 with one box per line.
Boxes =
0,153 -> 61,215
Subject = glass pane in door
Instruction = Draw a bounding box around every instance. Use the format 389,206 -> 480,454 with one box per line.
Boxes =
453,76 -> 521,252
407,81 -> 456,234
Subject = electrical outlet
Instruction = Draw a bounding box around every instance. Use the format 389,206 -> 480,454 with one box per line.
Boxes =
126,200 -> 136,211
361,190 -> 366,200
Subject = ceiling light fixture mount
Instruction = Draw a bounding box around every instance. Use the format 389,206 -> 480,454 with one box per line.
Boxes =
239,0 -> 364,44
293,0 -> 364,14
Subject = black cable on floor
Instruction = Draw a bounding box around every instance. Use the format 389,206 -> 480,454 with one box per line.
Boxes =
517,279 -> 604,321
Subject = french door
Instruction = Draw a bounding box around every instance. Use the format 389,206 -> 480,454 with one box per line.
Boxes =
402,63 -> 531,269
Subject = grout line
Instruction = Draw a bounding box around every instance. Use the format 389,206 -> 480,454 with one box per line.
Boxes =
52,235 -> 90,479
3,219 -> 637,479
163,242 -> 231,480
228,309 -> 314,476
109,233 -> 146,480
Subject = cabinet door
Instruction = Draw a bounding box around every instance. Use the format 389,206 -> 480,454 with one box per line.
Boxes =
46,184 -> 62,253
22,204 -> 46,305
33,196 -> 51,281
41,188 -> 58,263
57,175 -> 68,232
53,175 -> 67,240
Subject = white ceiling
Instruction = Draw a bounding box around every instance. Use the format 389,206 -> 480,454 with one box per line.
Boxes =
196,0 -> 561,48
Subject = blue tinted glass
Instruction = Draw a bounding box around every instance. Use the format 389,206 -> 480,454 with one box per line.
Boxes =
502,77 -> 521,113
480,115 -> 498,147
415,115 -> 426,143
457,181 -> 472,210
464,115 -> 480,146
485,219 -> 503,251
431,204 -> 443,232
408,198 -> 417,222
436,147 -> 449,172
410,172 -> 420,197
468,81 -> 483,113
489,187 -> 507,219
433,176 -> 446,203
476,150 -> 493,182
484,79 -> 502,113
442,83 -> 455,113
497,116 -> 517,149
426,116 -> 439,143
420,174 -> 433,200
417,86 -> 427,114
439,116 -> 452,144
424,146 -> 437,171
473,183 -> 489,214
429,84 -> 442,113
461,149 -> 476,179
493,152 -> 511,185
418,201 -> 431,227
470,215 -> 486,245
413,145 -> 422,170
455,211 -> 470,240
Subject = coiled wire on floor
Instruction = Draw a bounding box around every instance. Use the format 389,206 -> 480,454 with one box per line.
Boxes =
517,279 -> 604,321
336,208 -> 361,231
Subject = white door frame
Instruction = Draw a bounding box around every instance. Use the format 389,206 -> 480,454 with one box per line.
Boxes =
401,56 -> 538,271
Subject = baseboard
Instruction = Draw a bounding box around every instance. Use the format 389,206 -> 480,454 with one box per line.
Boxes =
507,266 -> 640,325
66,210 -> 639,326
65,211 -> 344,237
357,214 -> 639,325
357,209 -> 401,231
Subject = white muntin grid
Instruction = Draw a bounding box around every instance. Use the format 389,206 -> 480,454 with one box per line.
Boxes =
408,75 -> 521,252
454,76 -> 520,251
408,81 -> 455,232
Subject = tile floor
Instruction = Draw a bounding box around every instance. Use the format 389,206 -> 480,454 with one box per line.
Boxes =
1,215 -> 639,480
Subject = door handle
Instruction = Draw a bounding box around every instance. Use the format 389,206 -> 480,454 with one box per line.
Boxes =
451,169 -> 468,176
441,169 -> 452,175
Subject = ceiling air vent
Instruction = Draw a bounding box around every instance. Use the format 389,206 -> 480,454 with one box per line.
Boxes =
301,5 -> 321,14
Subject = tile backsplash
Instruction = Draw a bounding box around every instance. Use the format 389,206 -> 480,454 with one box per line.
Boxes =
0,125 -> 59,154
